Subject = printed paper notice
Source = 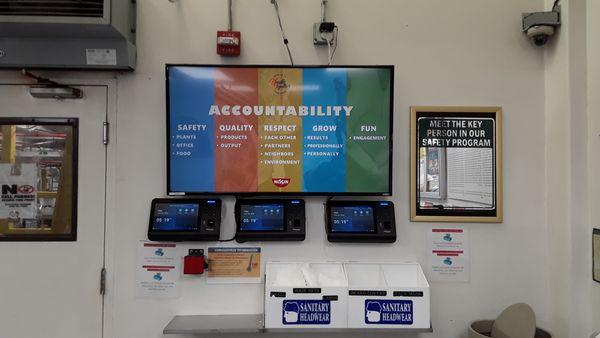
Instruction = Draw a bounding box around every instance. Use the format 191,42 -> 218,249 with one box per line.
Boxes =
0,163 -> 37,219
136,241 -> 181,298
86,48 -> 117,66
428,228 -> 470,282
207,247 -> 261,284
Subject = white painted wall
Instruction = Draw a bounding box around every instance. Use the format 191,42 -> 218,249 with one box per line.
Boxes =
543,1 -> 573,336
544,0 -> 600,336
104,1 -> 551,338
3,0 -> 582,337
588,0 -> 600,328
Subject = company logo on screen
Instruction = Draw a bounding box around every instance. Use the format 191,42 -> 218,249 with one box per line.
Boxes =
272,178 -> 290,188
269,74 -> 290,94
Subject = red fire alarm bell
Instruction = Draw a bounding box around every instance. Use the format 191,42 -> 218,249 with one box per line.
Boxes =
217,31 -> 241,56
184,249 -> 208,275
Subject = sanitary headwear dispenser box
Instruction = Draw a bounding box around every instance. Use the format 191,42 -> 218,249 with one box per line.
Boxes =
264,262 -> 348,328
345,263 -> 430,329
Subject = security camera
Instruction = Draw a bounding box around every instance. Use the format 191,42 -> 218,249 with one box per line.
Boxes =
522,9 -> 561,46
526,25 -> 555,46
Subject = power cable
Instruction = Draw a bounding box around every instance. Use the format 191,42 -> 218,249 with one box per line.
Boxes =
320,26 -> 338,65
271,0 -> 294,66
321,32 -> 333,65
330,26 -> 339,64
228,0 -> 233,31
321,0 -> 328,22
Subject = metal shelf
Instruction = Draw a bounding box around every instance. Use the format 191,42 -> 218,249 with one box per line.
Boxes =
163,314 -> 433,335
164,314 -> 263,334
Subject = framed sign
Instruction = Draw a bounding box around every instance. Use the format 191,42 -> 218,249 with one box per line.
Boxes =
410,107 -> 502,223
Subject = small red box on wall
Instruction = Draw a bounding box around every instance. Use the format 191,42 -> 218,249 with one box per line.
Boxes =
184,249 -> 207,275
217,30 -> 241,56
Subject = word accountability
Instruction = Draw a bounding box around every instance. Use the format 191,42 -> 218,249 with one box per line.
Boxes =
209,105 -> 354,117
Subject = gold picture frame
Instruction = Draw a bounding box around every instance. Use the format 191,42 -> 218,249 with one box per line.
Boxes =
410,106 -> 503,223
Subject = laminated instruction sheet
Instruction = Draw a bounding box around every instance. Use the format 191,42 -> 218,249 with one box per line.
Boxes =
428,228 -> 470,282
135,241 -> 181,298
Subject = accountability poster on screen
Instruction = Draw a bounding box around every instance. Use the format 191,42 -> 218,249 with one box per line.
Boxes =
168,66 -> 392,194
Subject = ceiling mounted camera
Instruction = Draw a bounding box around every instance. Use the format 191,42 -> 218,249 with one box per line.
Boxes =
522,6 -> 561,46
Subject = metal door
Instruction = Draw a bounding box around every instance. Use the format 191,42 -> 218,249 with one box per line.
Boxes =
0,84 -> 107,338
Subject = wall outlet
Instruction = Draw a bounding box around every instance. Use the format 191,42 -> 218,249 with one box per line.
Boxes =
313,23 -> 330,45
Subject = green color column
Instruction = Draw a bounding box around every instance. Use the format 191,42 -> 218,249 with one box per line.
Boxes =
345,68 -> 392,193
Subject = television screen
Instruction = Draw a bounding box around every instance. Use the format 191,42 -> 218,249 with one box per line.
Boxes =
166,65 -> 393,195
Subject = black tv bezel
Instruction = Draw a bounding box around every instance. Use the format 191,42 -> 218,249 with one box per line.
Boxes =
165,64 -> 394,197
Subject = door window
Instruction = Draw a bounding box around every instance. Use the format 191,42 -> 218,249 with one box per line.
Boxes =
0,118 -> 78,241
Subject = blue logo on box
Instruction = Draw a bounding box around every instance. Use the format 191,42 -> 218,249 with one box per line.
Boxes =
282,300 -> 331,325
365,300 -> 413,325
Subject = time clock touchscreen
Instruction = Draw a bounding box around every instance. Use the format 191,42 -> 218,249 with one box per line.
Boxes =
240,204 -> 285,231
152,203 -> 200,231
330,206 -> 375,233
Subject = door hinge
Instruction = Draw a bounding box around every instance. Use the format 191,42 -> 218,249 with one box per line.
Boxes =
103,121 -> 109,145
100,267 -> 106,295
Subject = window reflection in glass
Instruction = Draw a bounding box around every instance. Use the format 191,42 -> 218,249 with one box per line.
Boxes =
418,146 -> 494,210
419,147 -> 444,201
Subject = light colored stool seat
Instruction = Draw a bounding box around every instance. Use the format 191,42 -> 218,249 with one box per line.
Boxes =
492,303 -> 536,338
468,303 -> 552,338
468,320 -> 494,337
469,320 -> 552,338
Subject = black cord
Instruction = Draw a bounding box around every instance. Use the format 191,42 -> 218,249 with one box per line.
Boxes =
219,236 -> 236,242
552,0 -> 560,10
271,0 -> 294,66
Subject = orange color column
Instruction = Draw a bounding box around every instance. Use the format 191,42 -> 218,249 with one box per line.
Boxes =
214,68 -> 259,192
257,68 -> 303,192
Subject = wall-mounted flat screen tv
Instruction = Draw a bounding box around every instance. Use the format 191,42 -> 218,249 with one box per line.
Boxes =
166,65 -> 393,195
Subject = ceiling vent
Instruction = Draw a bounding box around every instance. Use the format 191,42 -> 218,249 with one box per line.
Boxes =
0,0 -> 105,18
0,0 -> 136,70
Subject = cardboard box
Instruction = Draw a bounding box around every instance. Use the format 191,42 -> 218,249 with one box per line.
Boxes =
264,262 -> 348,328
346,263 -> 430,329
